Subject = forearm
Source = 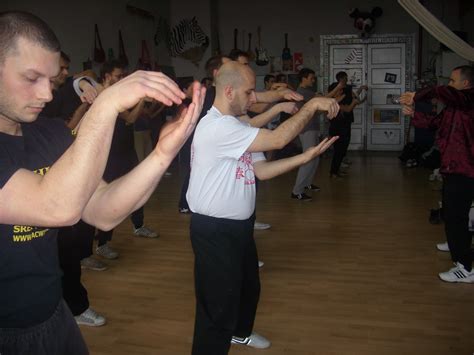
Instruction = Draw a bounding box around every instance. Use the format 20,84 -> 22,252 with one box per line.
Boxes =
81,150 -> 172,230
24,99 -> 119,225
242,106 -> 279,128
414,85 -> 470,108
255,90 -> 282,103
248,102 -> 272,114
269,105 -> 314,148
255,154 -> 306,180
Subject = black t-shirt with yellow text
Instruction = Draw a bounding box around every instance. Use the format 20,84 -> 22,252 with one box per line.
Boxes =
0,118 -> 73,328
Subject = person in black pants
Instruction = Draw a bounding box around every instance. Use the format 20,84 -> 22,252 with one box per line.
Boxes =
40,52 -> 106,326
95,61 -> 159,260
329,113 -> 352,177
57,222 -> 106,326
186,61 -> 339,354
401,65 -> 474,283
328,71 -> 367,178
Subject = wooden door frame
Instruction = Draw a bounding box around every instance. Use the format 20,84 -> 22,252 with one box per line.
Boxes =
320,34 -> 416,150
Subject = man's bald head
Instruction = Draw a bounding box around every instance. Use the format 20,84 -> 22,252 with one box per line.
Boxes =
213,61 -> 257,116
215,61 -> 254,92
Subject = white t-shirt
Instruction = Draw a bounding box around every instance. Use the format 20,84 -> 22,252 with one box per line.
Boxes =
187,106 -> 266,220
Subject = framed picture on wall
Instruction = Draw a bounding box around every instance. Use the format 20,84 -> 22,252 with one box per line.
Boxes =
373,108 -> 400,124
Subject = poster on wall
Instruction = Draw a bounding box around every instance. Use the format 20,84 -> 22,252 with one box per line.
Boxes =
293,52 -> 303,72
384,73 -> 398,84
332,47 -> 363,65
373,108 -> 400,124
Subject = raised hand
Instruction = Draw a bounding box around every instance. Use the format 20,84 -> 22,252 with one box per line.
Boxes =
275,101 -> 299,115
279,88 -> 304,102
400,92 -> 416,106
303,136 -> 339,163
308,97 -> 340,119
79,81 -> 98,104
155,82 -> 205,160
97,70 -> 186,114
402,105 -> 415,117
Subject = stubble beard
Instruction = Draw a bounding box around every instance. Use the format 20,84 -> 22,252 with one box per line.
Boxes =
0,88 -> 38,125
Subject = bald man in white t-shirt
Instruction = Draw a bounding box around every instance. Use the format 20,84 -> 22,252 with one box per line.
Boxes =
187,62 -> 339,355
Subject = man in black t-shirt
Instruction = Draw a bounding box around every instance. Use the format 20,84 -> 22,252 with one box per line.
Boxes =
0,11 -> 204,354
40,52 -> 107,327
328,71 -> 367,177
95,60 -> 159,260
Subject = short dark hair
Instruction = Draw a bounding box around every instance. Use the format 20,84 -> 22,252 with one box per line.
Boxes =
263,74 -> 275,85
60,51 -> 70,63
228,49 -> 249,61
298,68 -> 315,82
99,60 -> 126,82
453,65 -> 474,87
336,71 -> 348,81
205,55 -> 227,78
0,11 -> 60,64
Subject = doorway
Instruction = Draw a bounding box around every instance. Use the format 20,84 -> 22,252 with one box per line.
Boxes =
320,34 -> 415,151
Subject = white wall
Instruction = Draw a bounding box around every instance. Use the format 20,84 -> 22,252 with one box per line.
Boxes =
1,0 -> 170,74
168,0 -> 421,78
168,0 -> 472,80
1,0 -> 470,80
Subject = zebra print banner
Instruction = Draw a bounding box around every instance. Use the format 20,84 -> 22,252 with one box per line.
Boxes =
155,17 -> 209,66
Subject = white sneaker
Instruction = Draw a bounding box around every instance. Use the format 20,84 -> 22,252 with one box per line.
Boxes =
96,244 -> 119,259
133,226 -> 158,238
258,260 -> 264,268
75,308 -> 106,327
439,262 -> 474,283
80,256 -> 108,271
231,332 -> 271,349
436,241 -> 450,252
254,222 -> 271,230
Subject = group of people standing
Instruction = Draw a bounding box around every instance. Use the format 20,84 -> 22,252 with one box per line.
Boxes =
0,10 -> 472,355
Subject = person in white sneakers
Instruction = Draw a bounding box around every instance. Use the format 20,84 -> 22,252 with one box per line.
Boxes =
94,61 -> 159,260
402,65 -> 474,283
187,61 -> 339,354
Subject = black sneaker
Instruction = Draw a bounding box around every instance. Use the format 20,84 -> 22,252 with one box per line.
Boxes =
291,193 -> 312,201
305,184 -> 321,192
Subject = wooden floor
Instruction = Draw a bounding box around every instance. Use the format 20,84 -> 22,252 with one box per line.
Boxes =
80,153 -> 473,355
